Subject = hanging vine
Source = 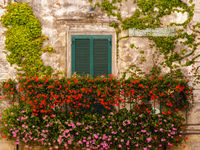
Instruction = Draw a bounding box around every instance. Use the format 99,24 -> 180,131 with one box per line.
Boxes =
89,0 -> 200,82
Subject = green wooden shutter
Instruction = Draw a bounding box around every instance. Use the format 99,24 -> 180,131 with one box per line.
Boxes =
93,39 -> 111,77
72,35 -> 112,77
72,39 -> 90,75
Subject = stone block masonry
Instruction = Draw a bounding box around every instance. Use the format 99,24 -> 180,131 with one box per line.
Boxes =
0,0 -> 200,150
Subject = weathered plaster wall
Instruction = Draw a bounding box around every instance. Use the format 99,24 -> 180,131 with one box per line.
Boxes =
1,0 -> 200,150
0,0 -> 17,80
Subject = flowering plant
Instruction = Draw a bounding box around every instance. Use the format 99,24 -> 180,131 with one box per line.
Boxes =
1,105 -> 188,150
0,75 -> 192,149
0,75 -> 193,114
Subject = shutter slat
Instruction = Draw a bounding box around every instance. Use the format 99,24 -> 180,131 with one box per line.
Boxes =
93,39 -> 108,77
75,39 -> 90,75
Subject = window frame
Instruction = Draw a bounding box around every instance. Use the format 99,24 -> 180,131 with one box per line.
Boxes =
71,35 -> 112,77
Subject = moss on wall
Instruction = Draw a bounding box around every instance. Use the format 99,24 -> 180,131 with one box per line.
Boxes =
1,2 -> 55,77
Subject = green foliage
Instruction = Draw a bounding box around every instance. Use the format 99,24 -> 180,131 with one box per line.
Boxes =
1,75 -> 193,115
1,104 -> 187,150
150,65 -> 161,76
0,1 -> 195,149
1,3 -> 54,77
0,75 -> 192,149
92,0 -> 200,80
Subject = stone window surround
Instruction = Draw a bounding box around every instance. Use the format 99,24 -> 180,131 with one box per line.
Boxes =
65,27 -> 117,77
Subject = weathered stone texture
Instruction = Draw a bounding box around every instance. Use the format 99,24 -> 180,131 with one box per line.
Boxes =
169,134 -> 200,150
0,139 -> 16,150
193,0 -> 200,10
118,36 -> 158,74
1,0 -> 200,149
187,102 -> 200,124
0,1 -> 17,80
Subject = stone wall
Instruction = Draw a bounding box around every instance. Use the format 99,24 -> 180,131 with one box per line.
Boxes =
0,0 -> 16,81
0,0 -> 200,150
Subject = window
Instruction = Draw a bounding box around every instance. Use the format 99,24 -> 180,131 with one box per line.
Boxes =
71,35 -> 112,77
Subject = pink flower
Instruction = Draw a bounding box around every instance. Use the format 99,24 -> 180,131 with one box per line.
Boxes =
25,145 -> 29,148
64,143 -> 68,148
76,122 -> 82,126
78,141 -> 83,145
111,131 -> 117,134
118,144 -> 122,148
159,144 -> 162,147
143,148 -> 147,150
64,129 -> 69,133
141,130 -> 146,133
94,134 -> 98,139
171,131 -> 175,135
103,134 -> 107,139
168,143 -> 173,147
161,139 -> 166,142
147,137 -> 151,143
68,140 -> 72,145
43,115 -> 47,120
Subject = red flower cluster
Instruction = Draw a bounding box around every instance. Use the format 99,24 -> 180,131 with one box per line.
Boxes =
1,75 -> 193,115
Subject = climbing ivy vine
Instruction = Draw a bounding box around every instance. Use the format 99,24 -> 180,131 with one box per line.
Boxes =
1,1 -> 200,81
1,2 -> 54,77
89,0 -> 200,82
